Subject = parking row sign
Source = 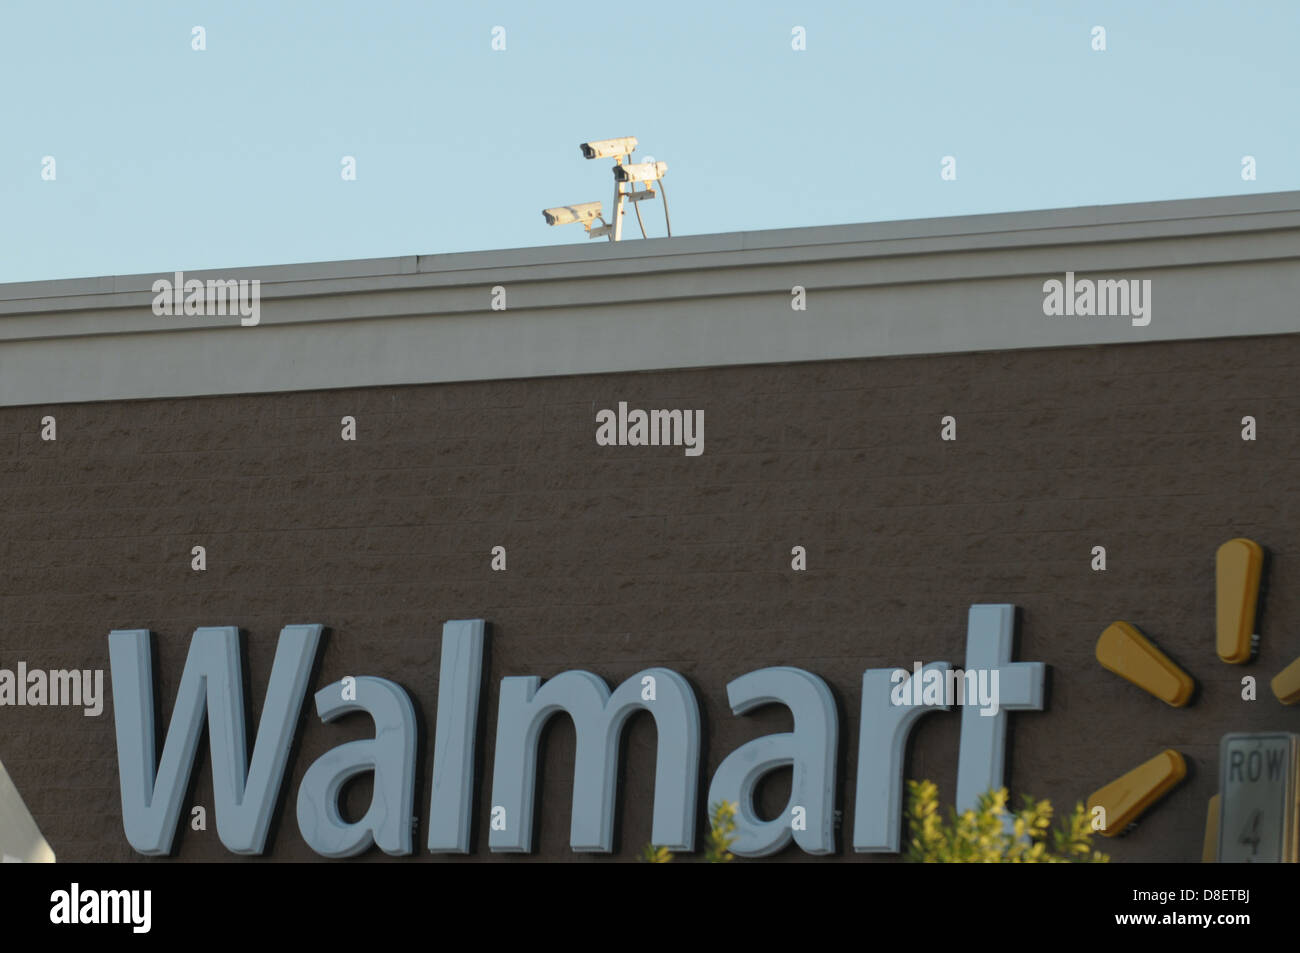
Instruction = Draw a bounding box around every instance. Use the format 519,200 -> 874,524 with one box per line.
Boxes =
1218,732 -> 1299,863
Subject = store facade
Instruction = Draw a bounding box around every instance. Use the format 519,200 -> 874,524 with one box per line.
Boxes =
1,191 -> 1299,862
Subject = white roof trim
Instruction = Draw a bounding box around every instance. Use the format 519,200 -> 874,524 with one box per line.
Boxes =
1,191 -> 1298,406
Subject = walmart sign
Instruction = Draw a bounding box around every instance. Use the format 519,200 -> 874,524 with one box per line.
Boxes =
107,605 -> 1046,858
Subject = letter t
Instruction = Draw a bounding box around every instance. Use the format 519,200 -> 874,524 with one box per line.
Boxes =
954,604 -> 1045,812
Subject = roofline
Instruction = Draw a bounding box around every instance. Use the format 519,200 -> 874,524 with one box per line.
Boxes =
2,190 -> 1299,406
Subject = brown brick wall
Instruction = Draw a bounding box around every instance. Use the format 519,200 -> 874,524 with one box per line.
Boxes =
2,333 -> 1298,862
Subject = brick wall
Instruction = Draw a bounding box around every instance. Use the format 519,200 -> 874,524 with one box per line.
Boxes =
1,332 -> 1297,862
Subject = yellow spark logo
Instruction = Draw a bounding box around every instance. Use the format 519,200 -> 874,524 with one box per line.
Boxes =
1087,538 -> 1294,845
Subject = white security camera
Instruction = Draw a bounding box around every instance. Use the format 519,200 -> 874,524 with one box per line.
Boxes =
579,136 -> 638,160
542,201 -> 604,226
612,160 -> 667,183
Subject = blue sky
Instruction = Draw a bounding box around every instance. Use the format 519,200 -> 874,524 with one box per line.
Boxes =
1,0 -> 1297,283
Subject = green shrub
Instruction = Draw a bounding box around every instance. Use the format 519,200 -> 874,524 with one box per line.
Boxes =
904,779 -> 1108,863
642,800 -> 737,863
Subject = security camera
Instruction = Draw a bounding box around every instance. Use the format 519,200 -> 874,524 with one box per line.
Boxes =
612,160 -> 667,183
542,201 -> 603,226
580,136 -> 638,160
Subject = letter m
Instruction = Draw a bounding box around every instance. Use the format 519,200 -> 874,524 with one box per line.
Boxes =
649,409 -> 682,447
206,279 -> 238,315
108,625 -> 322,855
1098,279 -> 1129,316
489,668 -> 700,853
101,890 -> 130,924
